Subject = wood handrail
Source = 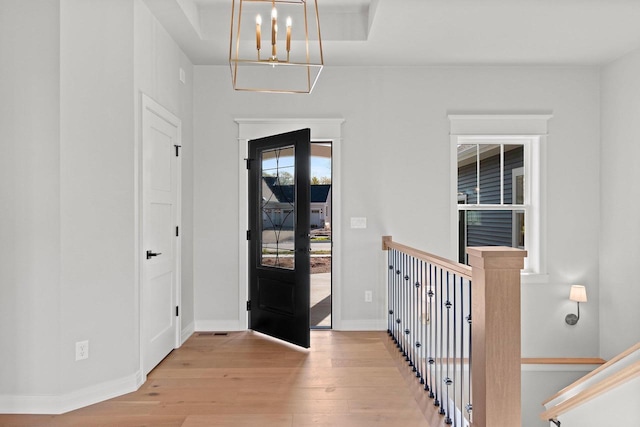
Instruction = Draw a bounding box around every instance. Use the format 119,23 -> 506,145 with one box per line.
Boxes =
382,236 -> 472,279
400,358 -> 605,365
542,342 -> 640,406
540,361 -> 640,421
522,358 -> 606,365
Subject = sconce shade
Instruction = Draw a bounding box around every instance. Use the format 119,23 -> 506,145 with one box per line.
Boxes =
569,285 -> 587,303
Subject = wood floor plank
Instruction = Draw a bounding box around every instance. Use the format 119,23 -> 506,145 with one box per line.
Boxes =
181,414 -> 293,427
0,331 -> 435,426
291,412 -> 428,427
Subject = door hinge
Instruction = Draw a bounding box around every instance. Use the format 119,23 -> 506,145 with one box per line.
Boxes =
176,226 -> 179,237
246,230 -> 251,240
174,145 -> 182,156
244,158 -> 253,170
176,306 -> 179,317
246,300 -> 251,311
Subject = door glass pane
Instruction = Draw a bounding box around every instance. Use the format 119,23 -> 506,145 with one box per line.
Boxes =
260,146 -> 295,269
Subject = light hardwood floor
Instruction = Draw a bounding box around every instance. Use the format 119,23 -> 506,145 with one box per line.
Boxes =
0,331 -> 434,427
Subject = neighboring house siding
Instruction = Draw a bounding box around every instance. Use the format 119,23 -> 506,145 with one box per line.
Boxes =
458,147 -> 523,247
261,179 -> 331,229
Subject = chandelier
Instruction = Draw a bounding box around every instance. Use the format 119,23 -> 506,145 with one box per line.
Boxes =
229,0 -> 324,94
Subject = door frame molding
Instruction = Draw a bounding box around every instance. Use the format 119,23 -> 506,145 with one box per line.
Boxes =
137,93 -> 182,379
236,118 -> 344,330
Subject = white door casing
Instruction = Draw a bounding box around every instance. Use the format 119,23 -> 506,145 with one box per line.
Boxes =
141,94 -> 182,375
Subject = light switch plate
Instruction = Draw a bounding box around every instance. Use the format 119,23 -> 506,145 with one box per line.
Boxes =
350,217 -> 367,229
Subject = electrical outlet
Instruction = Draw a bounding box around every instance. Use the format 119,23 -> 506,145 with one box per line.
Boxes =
365,290 -> 373,303
76,340 -> 89,361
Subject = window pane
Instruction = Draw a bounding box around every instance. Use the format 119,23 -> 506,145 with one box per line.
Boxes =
514,174 -> 524,205
504,145 -> 524,204
514,210 -> 525,248
459,209 -> 525,263
457,144 -> 480,204
457,144 -> 524,205
478,144 -> 501,204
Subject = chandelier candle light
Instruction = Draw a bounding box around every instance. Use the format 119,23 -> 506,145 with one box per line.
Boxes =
230,0 -> 324,93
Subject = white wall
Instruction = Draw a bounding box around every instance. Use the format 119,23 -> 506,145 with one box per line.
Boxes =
600,47 -> 640,360
0,0 -> 194,413
522,367 -> 592,427
59,0 -> 137,395
193,65 -> 602,356
0,0 -> 62,397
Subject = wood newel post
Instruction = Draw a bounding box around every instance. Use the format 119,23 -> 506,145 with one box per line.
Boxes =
467,246 -> 527,427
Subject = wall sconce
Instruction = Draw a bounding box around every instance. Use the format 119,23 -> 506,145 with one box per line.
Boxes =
565,285 -> 587,325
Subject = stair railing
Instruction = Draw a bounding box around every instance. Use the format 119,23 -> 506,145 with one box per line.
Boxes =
383,236 -> 526,427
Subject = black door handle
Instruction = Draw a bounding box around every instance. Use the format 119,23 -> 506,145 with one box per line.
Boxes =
146,250 -> 162,259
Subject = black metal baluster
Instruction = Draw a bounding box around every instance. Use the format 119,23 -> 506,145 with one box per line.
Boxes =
389,249 -> 394,341
416,258 -> 420,377
388,249 -> 393,336
437,267 -> 444,414
391,249 -> 397,345
395,249 -> 402,348
459,275 -> 465,427
398,253 -> 407,357
404,253 -> 410,362
432,263 -> 438,401
433,265 -> 439,407
467,276 -> 473,424
444,271 -> 452,424
416,259 -> 423,380
452,273 -> 458,426
406,256 -> 413,366
427,262 -> 434,394
398,254 -> 407,356
422,261 -> 428,389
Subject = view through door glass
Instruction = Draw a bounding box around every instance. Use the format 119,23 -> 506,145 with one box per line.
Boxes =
310,143 -> 332,328
261,146 -> 296,269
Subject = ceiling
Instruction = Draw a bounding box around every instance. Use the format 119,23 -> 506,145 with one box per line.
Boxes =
144,0 -> 640,67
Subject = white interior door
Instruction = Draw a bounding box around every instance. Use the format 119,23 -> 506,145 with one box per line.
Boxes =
142,95 -> 181,375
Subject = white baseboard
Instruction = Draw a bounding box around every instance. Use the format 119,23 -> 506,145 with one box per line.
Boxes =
0,370 -> 143,415
336,319 -> 387,331
194,319 -> 245,332
181,321 -> 195,344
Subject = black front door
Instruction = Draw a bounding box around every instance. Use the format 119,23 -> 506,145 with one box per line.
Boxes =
248,129 -> 311,348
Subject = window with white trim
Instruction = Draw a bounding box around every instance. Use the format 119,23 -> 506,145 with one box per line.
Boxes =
449,115 -> 550,277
